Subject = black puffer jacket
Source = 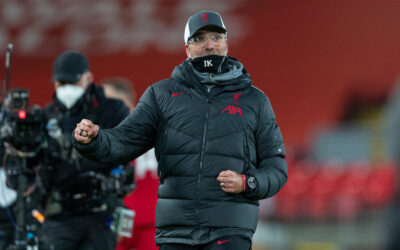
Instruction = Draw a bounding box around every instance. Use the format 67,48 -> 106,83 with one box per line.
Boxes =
74,58 -> 287,237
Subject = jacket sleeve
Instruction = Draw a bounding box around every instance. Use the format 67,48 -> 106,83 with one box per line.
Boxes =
245,95 -> 287,200
72,85 -> 160,165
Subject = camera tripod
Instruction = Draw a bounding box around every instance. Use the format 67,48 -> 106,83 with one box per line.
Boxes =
5,151 -> 42,250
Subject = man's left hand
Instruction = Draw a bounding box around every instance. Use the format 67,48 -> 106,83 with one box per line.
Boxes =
217,170 -> 243,194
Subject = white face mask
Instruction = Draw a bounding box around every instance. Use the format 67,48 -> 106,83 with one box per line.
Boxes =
56,84 -> 85,109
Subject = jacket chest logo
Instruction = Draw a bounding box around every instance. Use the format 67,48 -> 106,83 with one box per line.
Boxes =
233,93 -> 241,104
221,93 -> 243,116
221,105 -> 242,116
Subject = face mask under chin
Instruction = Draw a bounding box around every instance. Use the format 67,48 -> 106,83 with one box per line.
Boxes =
56,84 -> 85,109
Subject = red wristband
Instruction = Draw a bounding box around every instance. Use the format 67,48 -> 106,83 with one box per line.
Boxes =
241,174 -> 246,192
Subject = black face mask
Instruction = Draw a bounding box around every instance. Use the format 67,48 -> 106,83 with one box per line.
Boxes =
191,55 -> 229,74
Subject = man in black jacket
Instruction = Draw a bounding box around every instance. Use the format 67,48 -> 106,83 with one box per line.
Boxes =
73,11 -> 287,250
40,51 -> 132,250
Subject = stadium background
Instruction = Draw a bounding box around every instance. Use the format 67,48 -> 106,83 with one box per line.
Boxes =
1,0 -> 400,249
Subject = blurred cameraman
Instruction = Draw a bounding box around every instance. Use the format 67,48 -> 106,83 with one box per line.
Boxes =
40,51 -> 132,250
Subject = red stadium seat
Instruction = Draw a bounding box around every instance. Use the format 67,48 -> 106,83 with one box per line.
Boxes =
275,162 -> 315,221
305,164 -> 343,220
363,163 -> 397,209
334,162 -> 369,220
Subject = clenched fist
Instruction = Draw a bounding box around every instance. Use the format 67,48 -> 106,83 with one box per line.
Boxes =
74,119 -> 99,144
217,170 -> 244,194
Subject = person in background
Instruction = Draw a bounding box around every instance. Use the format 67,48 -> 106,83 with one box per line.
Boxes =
100,77 -> 159,250
101,77 -> 136,112
73,10 -> 287,250
40,51 -> 132,250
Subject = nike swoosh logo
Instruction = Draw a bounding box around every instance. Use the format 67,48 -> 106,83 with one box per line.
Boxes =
217,239 -> 231,245
172,92 -> 184,96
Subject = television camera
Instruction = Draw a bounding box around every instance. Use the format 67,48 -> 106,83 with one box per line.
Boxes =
0,45 -> 46,250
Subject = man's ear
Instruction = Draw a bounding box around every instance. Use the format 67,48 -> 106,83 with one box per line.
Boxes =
78,72 -> 93,90
185,44 -> 191,59
86,72 -> 94,83
225,39 -> 229,56
53,81 -> 61,90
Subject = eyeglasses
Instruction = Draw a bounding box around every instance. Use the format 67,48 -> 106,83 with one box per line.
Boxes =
188,34 -> 226,45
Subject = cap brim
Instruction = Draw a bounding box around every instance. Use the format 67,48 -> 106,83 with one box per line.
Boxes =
195,25 -> 226,34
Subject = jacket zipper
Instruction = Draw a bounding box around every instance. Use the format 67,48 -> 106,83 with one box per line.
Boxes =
196,98 -> 210,222
158,128 -> 168,182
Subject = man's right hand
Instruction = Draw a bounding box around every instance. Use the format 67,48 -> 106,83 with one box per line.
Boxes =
74,119 -> 99,144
